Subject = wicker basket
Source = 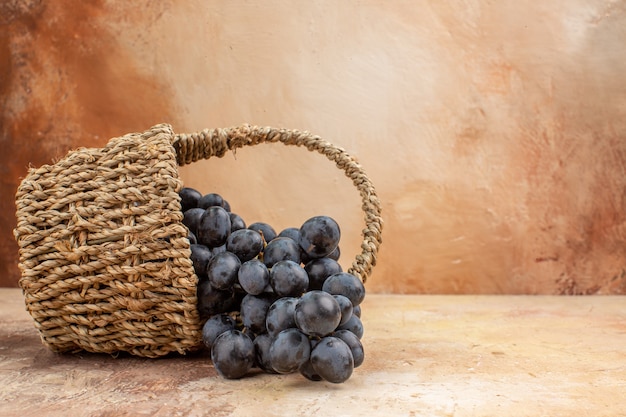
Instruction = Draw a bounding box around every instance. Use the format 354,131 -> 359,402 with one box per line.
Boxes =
13,123 -> 383,358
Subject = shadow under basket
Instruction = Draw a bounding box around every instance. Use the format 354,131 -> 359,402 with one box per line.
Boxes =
13,124 -> 383,358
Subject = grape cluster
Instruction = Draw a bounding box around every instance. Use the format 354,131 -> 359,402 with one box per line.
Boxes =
179,187 -> 365,383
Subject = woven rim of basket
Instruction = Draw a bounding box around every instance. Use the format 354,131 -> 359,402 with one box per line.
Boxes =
173,124 -> 383,283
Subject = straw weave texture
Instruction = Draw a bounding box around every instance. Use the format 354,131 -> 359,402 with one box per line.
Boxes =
14,123 -> 382,357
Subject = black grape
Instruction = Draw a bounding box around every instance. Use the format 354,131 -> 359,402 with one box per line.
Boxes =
333,329 -> 364,368
211,330 -> 255,379
299,338 -> 321,381
304,257 -> 343,290
185,190 -> 365,383
269,328 -> 311,374
196,279 -> 237,319
238,259 -> 270,296
277,227 -> 301,243
263,237 -> 301,268
270,260 -> 309,297
183,207 -> 205,235
322,272 -> 366,307
202,313 -> 236,350
226,228 -> 264,262
299,216 -> 340,259
207,251 -> 241,290
197,206 -> 231,248
198,192 -> 225,209
211,244 -> 227,256
337,314 -> 364,339
333,294 -> 353,326
299,360 -> 322,382
265,297 -> 298,338
294,290 -> 341,337
190,244 -> 212,279
179,187 -> 202,212
310,336 -> 354,383
253,333 -> 276,373
240,293 -> 274,335
248,222 -> 277,243
328,246 -> 341,261
229,212 -> 246,232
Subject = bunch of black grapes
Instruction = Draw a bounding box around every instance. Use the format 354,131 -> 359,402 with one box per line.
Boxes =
179,187 -> 365,383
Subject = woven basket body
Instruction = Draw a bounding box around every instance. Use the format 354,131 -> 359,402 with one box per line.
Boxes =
14,123 -> 382,358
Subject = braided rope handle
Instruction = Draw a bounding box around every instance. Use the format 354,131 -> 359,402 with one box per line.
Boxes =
173,125 -> 383,283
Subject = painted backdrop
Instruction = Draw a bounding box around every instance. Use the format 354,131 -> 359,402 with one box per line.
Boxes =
2,1 -> 626,293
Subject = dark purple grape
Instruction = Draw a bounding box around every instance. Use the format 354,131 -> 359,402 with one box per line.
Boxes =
333,329 -> 364,368
299,360 -> 322,381
183,207 -> 205,235
333,294 -> 353,326
263,237 -> 301,268
184,190 -> 365,380
299,216 -> 340,259
207,251 -> 241,290
269,328 -> 311,374
278,227 -> 300,243
262,282 -> 275,294
229,212 -> 246,232
248,222 -> 277,243
196,279 -> 237,319
211,244 -> 227,256
270,260 -> 309,297
304,257 -> 343,290
265,297 -> 298,338
240,293 -> 274,335
190,244 -> 212,279
322,272 -> 366,306
253,333 -> 276,373
238,259 -> 270,296
337,314 -> 364,339
310,336 -> 354,383
299,338 -> 322,381
294,290 -> 341,337
299,250 -> 312,266
199,193 -> 224,209
179,187 -> 202,212
197,206 -> 231,248
328,246 -> 340,261
226,228 -> 264,263
211,330 -> 255,379
202,313 -> 236,350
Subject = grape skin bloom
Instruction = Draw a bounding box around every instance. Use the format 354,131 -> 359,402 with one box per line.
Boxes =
180,188 -> 366,383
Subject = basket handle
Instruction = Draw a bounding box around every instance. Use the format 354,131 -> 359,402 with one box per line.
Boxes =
172,125 -> 383,283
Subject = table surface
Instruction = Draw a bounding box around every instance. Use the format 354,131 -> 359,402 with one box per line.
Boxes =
1,288 -> 625,417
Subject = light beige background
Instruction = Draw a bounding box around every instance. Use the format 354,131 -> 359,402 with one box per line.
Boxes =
3,1 -> 626,293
